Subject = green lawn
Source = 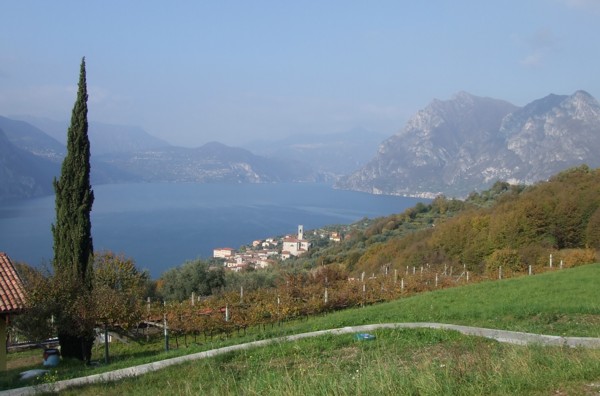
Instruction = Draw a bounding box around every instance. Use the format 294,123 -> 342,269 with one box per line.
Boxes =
59,328 -> 600,395
3,264 -> 600,394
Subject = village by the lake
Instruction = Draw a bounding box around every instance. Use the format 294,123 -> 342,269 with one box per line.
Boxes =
213,225 -> 342,271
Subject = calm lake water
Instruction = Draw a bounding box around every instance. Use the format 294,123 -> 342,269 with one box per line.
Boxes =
0,183 -> 427,278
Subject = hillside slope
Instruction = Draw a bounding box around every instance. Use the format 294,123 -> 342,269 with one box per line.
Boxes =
295,166 -> 599,277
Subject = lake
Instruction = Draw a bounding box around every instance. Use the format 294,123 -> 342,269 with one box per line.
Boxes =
0,183 -> 427,278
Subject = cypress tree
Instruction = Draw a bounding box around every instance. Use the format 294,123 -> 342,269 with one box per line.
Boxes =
52,57 -> 95,361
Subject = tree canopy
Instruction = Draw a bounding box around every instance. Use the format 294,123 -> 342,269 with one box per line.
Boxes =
159,259 -> 225,302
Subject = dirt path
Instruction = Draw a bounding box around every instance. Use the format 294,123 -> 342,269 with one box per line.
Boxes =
4,323 -> 600,395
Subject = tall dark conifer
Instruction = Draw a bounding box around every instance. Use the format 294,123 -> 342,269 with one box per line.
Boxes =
52,57 -> 95,361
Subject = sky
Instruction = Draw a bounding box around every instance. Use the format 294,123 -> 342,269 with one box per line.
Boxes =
1,0 -> 600,147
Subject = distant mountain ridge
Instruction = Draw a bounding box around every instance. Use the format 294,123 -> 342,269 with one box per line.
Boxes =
5,90 -> 600,202
244,127 -> 387,176
0,116 -> 65,161
0,116 -> 324,201
0,128 -> 57,201
98,141 -> 319,183
12,116 -> 171,155
336,90 -> 600,197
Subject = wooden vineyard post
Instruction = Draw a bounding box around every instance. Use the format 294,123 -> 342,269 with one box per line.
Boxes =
146,297 -> 151,341
362,283 -> 366,307
164,301 -> 169,352
277,296 -> 281,326
104,322 -> 109,364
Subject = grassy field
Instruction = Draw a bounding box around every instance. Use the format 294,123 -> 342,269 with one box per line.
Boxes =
60,328 -> 600,395
3,264 -> 600,394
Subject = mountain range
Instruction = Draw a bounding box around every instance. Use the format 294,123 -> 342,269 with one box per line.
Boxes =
11,116 -> 171,155
0,127 -> 57,201
0,116 -> 367,201
2,90 -> 600,202
244,127 -> 387,176
336,90 -> 600,198
96,142 -> 318,183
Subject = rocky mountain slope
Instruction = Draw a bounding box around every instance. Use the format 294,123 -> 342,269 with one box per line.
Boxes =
336,91 -> 600,197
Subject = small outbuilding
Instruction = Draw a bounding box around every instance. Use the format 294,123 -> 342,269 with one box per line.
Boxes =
0,252 -> 27,370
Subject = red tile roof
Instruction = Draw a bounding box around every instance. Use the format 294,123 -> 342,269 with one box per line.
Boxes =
0,252 -> 26,314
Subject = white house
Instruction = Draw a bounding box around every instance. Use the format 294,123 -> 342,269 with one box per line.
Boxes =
281,251 -> 292,260
213,247 -> 235,259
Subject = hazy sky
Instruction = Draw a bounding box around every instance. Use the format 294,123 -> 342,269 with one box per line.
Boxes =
1,1 -> 599,147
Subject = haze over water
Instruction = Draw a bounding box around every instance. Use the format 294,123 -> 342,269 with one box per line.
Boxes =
0,183 -> 427,278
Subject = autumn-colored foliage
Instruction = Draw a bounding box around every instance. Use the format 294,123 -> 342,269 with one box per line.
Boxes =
349,166 -> 599,276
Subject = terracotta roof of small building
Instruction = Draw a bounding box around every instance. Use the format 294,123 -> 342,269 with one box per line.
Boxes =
0,252 -> 26,314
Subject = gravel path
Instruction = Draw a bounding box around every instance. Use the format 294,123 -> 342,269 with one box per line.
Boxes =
4,323 -> 600,395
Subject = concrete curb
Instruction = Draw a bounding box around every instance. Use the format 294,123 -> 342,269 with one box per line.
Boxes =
3,323 -> 600,395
